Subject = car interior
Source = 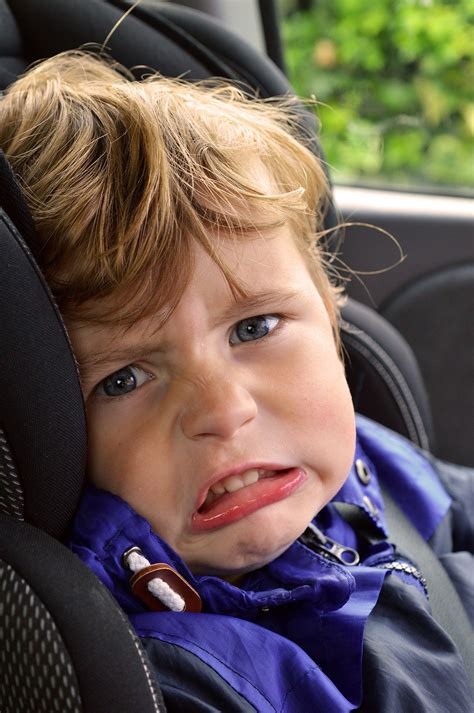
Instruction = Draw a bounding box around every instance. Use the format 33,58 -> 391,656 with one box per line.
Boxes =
0,1 -> 471,711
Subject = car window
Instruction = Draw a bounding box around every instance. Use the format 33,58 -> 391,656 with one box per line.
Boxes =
279,0 -> 474,195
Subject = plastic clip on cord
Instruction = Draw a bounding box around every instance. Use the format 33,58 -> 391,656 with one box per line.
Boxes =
122,547 -> 202,613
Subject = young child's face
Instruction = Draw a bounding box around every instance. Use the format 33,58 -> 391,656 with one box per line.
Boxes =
70,225 -> 356,576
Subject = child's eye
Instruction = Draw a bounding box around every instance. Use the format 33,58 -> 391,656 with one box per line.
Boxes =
95,365 -> 153,398
229,314 -> 280,345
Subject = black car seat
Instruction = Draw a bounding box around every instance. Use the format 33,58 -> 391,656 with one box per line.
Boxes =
0,1 -> 435,710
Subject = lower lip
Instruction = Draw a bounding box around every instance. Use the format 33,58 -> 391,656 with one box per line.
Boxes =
191,468 -> 308,532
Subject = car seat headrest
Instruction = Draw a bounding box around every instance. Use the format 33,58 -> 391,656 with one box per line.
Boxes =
0,0 -> 28,88
0,152 -> 86,539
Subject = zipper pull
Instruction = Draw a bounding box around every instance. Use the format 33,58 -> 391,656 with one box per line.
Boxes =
304,522 -> 360,566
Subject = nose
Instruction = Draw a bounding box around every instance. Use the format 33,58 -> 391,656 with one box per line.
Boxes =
179,371 -> 257,441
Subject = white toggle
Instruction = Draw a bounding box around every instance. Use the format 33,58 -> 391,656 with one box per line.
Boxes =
124,549 -> 186,613
126,550 -> 151,573
147,577 -> 185,612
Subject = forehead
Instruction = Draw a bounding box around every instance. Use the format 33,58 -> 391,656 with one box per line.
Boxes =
195,224 -> 310,287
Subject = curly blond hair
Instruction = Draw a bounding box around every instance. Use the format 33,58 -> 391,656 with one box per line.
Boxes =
0,50 -> 342,339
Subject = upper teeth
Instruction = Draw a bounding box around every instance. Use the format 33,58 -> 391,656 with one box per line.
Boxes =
202,469 -> 276,509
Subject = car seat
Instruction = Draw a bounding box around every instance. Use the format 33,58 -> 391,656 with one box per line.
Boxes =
0,1 -> 436,710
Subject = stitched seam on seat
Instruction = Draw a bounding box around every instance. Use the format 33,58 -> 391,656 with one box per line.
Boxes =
0,427 -> 24,520
344,332 -> 420,443
345,331 -> 428,448
129,631 -> 164,712
343,331 -> 429,450
111,605 -> 164,711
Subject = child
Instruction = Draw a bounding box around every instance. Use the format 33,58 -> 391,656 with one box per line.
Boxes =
1,51 -> 472,712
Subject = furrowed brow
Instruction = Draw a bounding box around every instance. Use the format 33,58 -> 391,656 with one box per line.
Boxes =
75,289 -> 300,383
76,344 -> 164,382
214,289 -> 300,327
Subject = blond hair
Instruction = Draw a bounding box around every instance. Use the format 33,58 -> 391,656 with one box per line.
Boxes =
0,50 -> 342,337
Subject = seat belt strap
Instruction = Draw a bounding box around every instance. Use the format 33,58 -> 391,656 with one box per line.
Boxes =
380,483 -> 474,688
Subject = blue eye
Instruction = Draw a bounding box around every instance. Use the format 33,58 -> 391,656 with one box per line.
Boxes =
229,315 -> 280,345
96,365 -> 152,398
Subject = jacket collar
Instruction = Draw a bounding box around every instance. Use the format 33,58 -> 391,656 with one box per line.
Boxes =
70,483 -> 355,617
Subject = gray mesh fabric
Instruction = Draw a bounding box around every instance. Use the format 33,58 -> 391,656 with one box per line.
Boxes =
0,559 -> 82,713
0,428 -> 24,520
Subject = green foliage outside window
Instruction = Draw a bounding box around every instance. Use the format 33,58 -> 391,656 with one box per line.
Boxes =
280,0 -> 474,191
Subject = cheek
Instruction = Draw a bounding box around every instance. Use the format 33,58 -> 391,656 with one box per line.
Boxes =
85,419 -> 183,547
272,333 -> 349,419
84,406 -> 195,547
271,338 -> 355,480
85,407 -> 158,496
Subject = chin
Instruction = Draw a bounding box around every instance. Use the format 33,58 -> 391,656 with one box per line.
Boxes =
191,510 -> 310,577
188,535 -> 293,577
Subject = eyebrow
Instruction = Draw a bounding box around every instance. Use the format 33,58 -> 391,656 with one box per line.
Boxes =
76,344 -> 166,385
210,288 -> 301,329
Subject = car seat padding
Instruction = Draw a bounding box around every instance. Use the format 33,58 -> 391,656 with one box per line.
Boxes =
7,0 -> 226,81
0,514 -> 165,712
0,201 -> 86,538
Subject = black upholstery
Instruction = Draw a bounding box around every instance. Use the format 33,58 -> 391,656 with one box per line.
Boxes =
0,515 -> 165,713
0,202 -> 86,538
0,0 -> 26,87
382,263 -> 474,466
0,0 -> 437,708
342,299 -> 434,451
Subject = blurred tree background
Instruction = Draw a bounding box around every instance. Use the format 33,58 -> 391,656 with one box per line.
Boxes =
279,0 -> 474,191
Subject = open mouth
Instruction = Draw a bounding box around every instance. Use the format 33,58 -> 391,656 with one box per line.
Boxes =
198,468 -> 285,513
192,466 -> 307,531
